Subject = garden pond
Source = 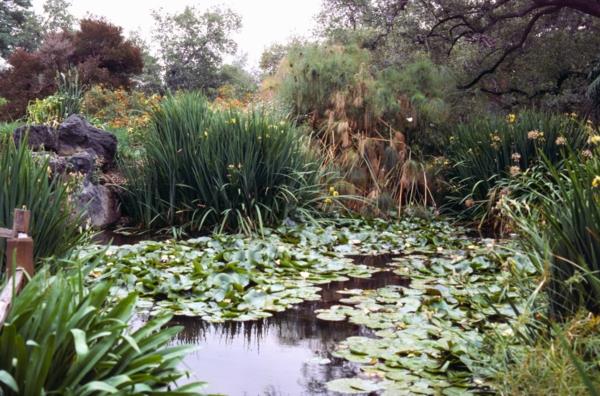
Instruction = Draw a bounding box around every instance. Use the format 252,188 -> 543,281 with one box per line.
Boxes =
84,218 -> 536,395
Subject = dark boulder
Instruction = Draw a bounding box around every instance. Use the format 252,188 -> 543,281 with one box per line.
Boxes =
14,125 -> 59,152
57,115 -> 117,166
75,181 -> 121,229
67,151 -> 97,175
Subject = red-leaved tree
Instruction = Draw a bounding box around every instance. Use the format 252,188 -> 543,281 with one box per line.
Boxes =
0,18 -> 143,120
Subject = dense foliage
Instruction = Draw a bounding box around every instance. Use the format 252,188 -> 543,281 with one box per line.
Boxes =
446,111 -> 591,219
0,262 -> 202,395
0,18 -> 143,120
0,136 -> 83,273
151,6 -> 241,93
503,148 -> 600,317
121,92 -> 326,234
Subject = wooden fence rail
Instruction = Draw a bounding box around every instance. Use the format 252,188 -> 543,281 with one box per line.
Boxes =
0,208 -> 34,327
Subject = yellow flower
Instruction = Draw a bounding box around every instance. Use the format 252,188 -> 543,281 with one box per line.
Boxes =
329,186 -> 335,193
506,114 -> 517,124
324,198 -> 333,205
593,176 -> 600,188
588,135 -> 600,145
333,191 -> 339,197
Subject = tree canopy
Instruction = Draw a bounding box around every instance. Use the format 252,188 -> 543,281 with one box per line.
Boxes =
152,6 -> 241,93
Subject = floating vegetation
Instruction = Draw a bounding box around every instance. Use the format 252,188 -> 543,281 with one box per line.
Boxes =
82,218 -> 537,394
83,218 -> 466,322
317,239 -> 537,394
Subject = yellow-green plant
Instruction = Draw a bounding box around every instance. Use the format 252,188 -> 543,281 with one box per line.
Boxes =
447,111 -> 591,219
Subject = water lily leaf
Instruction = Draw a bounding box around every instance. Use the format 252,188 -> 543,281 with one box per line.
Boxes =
326,378 -> 384,394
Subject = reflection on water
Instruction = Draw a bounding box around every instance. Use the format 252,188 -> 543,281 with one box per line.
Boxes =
172,256 -> 408,396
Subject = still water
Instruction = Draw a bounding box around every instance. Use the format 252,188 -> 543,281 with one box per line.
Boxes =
170,255 -> 407,396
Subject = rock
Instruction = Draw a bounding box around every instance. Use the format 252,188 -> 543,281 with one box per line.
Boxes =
14,125 -> 59,152
75,181 -> 121,229
57,115 -> 117,166
67,151 -> 97,175
32,151 -> 96,177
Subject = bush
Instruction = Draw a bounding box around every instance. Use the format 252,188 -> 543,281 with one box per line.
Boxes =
120,92 -> 327,234
446,111 -> 591,219
0,136 -> 83,273
0,259 -> 202,395
495,314 -> 600,395
26,70 -> 83,126
81,85 -> 160,147
502,147 -> 600,317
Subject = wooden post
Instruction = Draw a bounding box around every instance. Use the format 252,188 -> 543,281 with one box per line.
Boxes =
12,208 -> 30,235
0,208 -> 33,327
5,208 -> 33,278
6,237 -> 34,278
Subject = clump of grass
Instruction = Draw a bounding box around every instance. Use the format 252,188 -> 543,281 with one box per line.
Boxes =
446,111 -> 590,222
502,147 -> 600,317
120,92 -> 329,235
496,313 -> 600,396
0,135 -> 84,273
0,253 -> 203,395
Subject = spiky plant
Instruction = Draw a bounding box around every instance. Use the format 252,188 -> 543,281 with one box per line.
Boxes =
0,136 -> 84,274
0,254 -> 204,395
120,92 -> 328,235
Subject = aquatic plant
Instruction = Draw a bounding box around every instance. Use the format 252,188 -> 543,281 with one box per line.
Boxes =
0,136 -> 84,273
0,254 -> 203,395
447,111 -> 591,223
120,92 -> 328,235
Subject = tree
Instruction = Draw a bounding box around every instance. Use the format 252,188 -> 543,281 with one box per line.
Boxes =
128,31 -> 163,93
41,0 -> 75,33
316,0 -> 409,49
427,0 -> 600,89
152,6 -> 241,92
316,0 -> 600,113
258,39 -> 305,76
72,18 -> 143,88
0,0 -> 42,57
0,18 -> 143,119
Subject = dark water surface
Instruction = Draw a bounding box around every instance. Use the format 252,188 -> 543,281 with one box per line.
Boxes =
170,255 -> 408,396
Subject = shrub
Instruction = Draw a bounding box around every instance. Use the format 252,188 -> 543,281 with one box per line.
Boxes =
270,44 -> 454,211
120,92 -> 327,234
0,19 -> 143,120
0,136 -> 83,273
446,111 -> 591,219
502,147 -> 600,317
26,70 -> 84,126
0,260 -> 202,394
495,313 -> 600,395
81,85 -> 160,147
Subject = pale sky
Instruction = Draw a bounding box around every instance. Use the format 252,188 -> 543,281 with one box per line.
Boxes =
31,0 -> 323,71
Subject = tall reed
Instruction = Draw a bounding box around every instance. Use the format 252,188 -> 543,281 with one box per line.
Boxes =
121,92 -> 328,234
447,111 -> 590,217
0,136 -> 84,273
